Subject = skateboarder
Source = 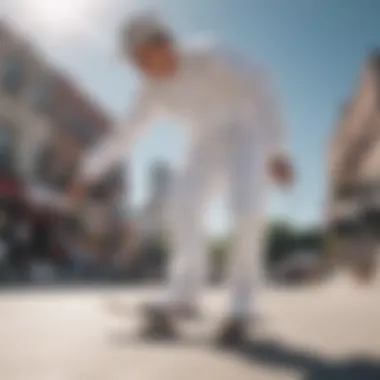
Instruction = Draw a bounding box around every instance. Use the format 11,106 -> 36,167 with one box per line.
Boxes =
70,11 -> 294,344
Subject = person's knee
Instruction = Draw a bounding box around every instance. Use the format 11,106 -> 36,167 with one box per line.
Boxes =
234,209 -> 265,232
231,187 -> 265,220
168,190 -> 200,225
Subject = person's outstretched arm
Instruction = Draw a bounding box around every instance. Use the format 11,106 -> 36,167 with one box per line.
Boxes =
253,70 -> 293,186
70,91 -> 157,200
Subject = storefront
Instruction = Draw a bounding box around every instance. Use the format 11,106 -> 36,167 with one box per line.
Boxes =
0,118 -> 30,280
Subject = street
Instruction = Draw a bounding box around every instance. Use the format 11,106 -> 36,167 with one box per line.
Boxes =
0,275 -> 379,380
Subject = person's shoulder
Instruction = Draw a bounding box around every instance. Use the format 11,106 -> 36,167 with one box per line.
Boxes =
182,40 -> 261,72
181,38 -> 228,62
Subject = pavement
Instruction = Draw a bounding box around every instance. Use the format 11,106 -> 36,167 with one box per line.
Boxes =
0,275 -> 379,380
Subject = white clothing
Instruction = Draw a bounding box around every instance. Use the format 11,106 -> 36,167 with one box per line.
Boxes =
163,122 -> 269,318
81,46 -> 285,181
80,45 -> 286,318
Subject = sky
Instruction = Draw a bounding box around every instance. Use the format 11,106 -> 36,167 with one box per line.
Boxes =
1,0 -> 380,235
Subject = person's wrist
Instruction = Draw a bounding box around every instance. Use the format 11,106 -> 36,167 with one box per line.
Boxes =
270,152 -> 288,164
273,145 -> 289,157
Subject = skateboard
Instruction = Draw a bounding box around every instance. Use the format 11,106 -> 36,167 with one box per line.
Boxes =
102,298 -> 261,343
103,298 -> 204,321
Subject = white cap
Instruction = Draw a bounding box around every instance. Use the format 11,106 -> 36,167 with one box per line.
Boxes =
121,11 -> 172,52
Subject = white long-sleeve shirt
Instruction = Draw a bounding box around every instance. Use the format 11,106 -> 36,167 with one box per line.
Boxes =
81,45 -> 286,181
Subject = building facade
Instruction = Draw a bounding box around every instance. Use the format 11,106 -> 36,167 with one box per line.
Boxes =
0,19 -> 126,197
138,161 -> 173,238
0,21 -> 53,179
0,20 -> 129,274
328,51 -> 380,223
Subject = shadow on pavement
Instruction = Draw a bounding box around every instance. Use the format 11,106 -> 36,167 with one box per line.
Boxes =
109,331 -> 380,380
234,339 -> 380,380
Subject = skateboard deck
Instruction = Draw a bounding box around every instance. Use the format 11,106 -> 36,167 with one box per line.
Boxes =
104,298 -> 206,321
103,297 -> 261,320
102,299 -> 262,346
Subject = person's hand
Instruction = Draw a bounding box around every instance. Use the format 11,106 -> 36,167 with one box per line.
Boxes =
351,258 -> 377,285
269,155 -> 294,187
69,178 -> 88,207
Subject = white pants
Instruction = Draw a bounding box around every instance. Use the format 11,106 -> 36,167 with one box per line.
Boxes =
158,122 -> 268,318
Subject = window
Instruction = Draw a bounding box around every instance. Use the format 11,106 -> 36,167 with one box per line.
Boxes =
0,119 -> 16,174
65,114 -> 94,146
33,144 -> 75,191
58,106 -> 100,149
60,108 -> 79,132
58,109 -> 78,140
77,120 -> 97,146
151,162 -> 172,199
30,77 -> 54,113
1,56 -> 24,95
33,144 -> 52,184
60,108 -> 76,126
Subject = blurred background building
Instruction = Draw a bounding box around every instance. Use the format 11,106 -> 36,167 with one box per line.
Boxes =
328,51 -> 380,222
138,161 -> 173,238
0,20 -> 129,283
129,161 -> 173,280
327,51 -> 380,274
0,22 -> 51,181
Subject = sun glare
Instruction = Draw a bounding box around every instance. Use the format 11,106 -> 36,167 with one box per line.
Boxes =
13,0 -> 104,42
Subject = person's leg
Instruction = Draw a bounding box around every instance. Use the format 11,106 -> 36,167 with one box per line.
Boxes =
219,127 -> 268,344
144,141 -> 221,324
